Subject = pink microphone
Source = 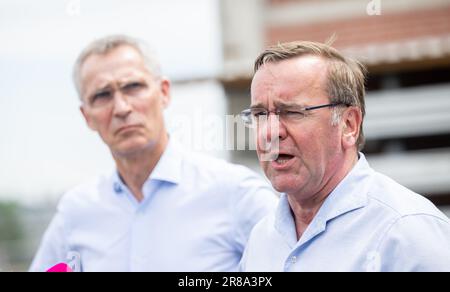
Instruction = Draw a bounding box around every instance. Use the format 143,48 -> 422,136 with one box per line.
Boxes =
46,263 -> 73,272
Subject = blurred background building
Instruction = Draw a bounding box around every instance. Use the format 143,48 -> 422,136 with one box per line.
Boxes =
1,0 -> 449,271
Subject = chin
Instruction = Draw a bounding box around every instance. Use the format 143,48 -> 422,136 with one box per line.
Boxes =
269,173 -> 304,194
114,138 -> 154,155
271,181 -> 293,193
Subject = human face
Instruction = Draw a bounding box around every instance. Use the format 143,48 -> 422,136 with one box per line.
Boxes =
250,56 -> 345,199
79,45 -> 170,156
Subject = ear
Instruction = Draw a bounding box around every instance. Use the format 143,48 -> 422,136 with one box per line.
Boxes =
80,105 -> 97,131
159,78 -> 171,109
341,107 -> 362,150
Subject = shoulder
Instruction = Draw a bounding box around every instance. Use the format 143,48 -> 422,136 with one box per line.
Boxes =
376,213 -> 450,271
57,173 -> 112,212
183,151 -> 259,177
182,151 -> 278,212
366,171 -> 448,222
363,171 -> 450,270
182,150 -> 271,190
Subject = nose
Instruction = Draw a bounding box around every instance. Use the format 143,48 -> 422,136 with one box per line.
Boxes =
112,92 -> 132,118
263,113 -> 287,143
257,114 -> 287,154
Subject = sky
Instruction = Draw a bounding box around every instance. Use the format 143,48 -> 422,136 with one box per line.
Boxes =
0,0 -> 225,204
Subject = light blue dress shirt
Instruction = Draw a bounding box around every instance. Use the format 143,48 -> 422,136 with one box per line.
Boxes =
240,153 -> 450,272
30,140 -> 278,272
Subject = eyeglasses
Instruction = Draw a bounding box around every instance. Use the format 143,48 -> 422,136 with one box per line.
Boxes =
240,102 -> 349,126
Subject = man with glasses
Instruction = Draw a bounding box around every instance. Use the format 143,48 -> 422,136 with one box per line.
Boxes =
30,35 -> 277,272
239,41 -> 450,272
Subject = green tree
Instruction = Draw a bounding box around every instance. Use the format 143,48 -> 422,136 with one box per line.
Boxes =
0,202 -> 24,265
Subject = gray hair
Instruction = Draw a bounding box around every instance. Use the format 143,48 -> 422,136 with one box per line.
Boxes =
73,35 -> 162,99
254,41 -> 367,151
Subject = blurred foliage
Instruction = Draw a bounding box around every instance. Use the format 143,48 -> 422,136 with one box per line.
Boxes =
0,202 -> 23,239
0,202 -> 25,265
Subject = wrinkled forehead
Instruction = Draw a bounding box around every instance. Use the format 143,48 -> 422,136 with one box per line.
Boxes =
80,46 -> 152,94
250,57 -> 330,107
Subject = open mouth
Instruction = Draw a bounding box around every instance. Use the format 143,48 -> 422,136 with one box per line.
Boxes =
273,154 -> 295,165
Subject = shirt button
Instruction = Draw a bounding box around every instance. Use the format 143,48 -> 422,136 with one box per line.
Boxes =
113,183 -> 123,194
290,256 -> 297,264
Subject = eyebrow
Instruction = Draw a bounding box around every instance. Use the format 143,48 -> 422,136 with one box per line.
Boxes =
86,85 -> 113,101
250,103 -> 266,109
250,101 -> 307,109
118,77 -> 147,85
274,101 -> 307,108
92,85 -> 113,95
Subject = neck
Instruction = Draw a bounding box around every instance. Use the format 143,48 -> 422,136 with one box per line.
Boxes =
113,134 -> 169,202
288,150 -> 359,240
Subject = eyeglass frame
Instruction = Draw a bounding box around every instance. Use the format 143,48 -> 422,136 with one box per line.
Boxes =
240,102 -> 350,126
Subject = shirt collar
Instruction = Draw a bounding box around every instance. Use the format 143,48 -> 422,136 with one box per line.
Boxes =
148,138 -> 183,184
275,153 -> 373,248
112,138 -> 183,194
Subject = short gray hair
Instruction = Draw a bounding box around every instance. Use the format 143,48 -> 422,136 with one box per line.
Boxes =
73,35 -> 162,98
254,41 -> 367,150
